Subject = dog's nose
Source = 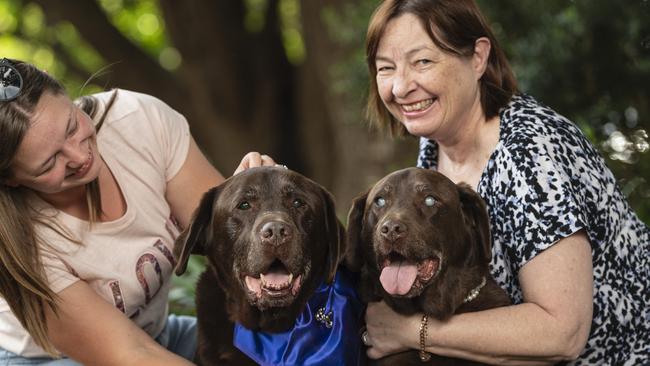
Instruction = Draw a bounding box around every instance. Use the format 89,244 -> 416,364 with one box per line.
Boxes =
380,219 -> 407,241
260,221 -> 293,245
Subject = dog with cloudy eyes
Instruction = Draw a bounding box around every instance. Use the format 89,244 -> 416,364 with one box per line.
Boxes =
174,166 -> 361,366
346,167 -> 510,365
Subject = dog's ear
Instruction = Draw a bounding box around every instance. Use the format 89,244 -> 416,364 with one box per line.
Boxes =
321,188 -> 343,284
457,183 -> 492,264
174,185 -> 221,275
344,192 -> 369,272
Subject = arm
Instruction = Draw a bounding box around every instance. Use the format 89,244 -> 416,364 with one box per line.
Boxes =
46,281 -> 193,366
165,137 -> 225,228
365,231 -> 593,365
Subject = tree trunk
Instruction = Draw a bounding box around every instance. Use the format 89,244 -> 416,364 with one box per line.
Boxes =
300,0 -> 418,213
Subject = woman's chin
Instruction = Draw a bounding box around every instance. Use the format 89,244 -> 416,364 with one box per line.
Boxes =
402,121 -> 436,138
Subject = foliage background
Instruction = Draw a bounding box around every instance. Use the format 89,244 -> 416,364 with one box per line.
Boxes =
1,0 -> 648,314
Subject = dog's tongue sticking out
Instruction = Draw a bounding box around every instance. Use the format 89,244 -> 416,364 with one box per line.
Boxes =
380,261 -> 418,295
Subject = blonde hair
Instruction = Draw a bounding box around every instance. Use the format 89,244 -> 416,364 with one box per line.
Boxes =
0,59 -> 116,354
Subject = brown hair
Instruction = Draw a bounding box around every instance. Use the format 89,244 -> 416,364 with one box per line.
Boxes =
365,0 -> 518,136
0,59 -> 116,354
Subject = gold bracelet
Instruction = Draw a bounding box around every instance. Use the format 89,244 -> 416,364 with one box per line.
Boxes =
419,314 -> 431,362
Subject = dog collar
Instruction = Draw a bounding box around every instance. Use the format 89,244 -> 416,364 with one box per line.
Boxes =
233,268 -> 365,366
462,276 -> 487,303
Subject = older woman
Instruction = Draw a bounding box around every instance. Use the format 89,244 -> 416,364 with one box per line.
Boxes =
362,0 -> 649,365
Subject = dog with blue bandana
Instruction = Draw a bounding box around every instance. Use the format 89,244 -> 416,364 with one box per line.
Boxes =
174,166 -> 365,366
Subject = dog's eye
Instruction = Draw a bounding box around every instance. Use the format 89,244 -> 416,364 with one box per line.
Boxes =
424,195 -> 436,207
375,197 -> 386,208
237,201 -> 251,210
292,198 -> 305,208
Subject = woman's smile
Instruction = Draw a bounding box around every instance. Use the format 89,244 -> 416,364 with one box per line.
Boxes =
401,98 -> 434,113
375,13 -> 483,140
72,148 -> 94,178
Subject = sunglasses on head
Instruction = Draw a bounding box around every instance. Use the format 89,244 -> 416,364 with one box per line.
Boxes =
0,58 -> 23,102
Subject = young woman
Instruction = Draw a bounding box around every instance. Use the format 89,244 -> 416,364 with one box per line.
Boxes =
0,58 -> 274,365
361,1 -> 649,365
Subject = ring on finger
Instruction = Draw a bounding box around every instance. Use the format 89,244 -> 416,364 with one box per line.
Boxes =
361,330 -> 371,346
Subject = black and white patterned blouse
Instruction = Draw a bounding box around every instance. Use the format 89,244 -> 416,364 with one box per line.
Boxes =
418,94 -> 649,365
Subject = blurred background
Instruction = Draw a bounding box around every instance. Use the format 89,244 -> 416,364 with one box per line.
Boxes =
1,0 -> 648,314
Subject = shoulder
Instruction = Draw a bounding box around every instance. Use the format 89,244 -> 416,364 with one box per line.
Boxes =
90,88 -> 167,106
484,95 -> 605,214
497,94 -> 600,170
88,89 -> 179,124
502,94 -> 581,145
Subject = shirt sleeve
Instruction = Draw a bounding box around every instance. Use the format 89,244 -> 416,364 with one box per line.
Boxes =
40,249 -> 80,294
503,143 -> 587,269
136,92 -> 191,183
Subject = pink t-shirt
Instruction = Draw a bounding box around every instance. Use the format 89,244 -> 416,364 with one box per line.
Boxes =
0,89 -> 191,357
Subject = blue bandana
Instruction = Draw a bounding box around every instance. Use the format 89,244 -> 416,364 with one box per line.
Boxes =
233,268 -> 365,366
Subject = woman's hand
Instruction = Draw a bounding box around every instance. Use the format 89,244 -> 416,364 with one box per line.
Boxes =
366,232 -> 593,364
364,300 -> 420,359
234,152 -> 277,175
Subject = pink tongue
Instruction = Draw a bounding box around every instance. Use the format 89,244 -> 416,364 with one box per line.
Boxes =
380,261 -> 418,295
263,273 -> 290,287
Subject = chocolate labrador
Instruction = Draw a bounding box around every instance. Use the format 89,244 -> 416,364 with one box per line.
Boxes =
346,167 -> 510,366
174,166 -> 363,366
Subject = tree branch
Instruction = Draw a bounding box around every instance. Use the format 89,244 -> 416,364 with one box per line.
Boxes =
30,0 -> 187,109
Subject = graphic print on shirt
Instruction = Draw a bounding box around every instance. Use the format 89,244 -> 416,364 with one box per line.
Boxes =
165,214 -> 183,239
154,239 -> 176,268
109,281 -> 126,313
108,238 -> 175,315
136,253 -> 163,304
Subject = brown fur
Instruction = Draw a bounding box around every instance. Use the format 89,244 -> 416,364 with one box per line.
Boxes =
174,167 -> 345,365
346,168 -> 511,365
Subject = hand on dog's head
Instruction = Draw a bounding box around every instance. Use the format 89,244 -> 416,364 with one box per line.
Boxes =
174,166 -> 345,329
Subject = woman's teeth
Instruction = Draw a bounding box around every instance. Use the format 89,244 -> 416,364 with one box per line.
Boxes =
76,150 -> 92,176
402,99 -> 434,112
